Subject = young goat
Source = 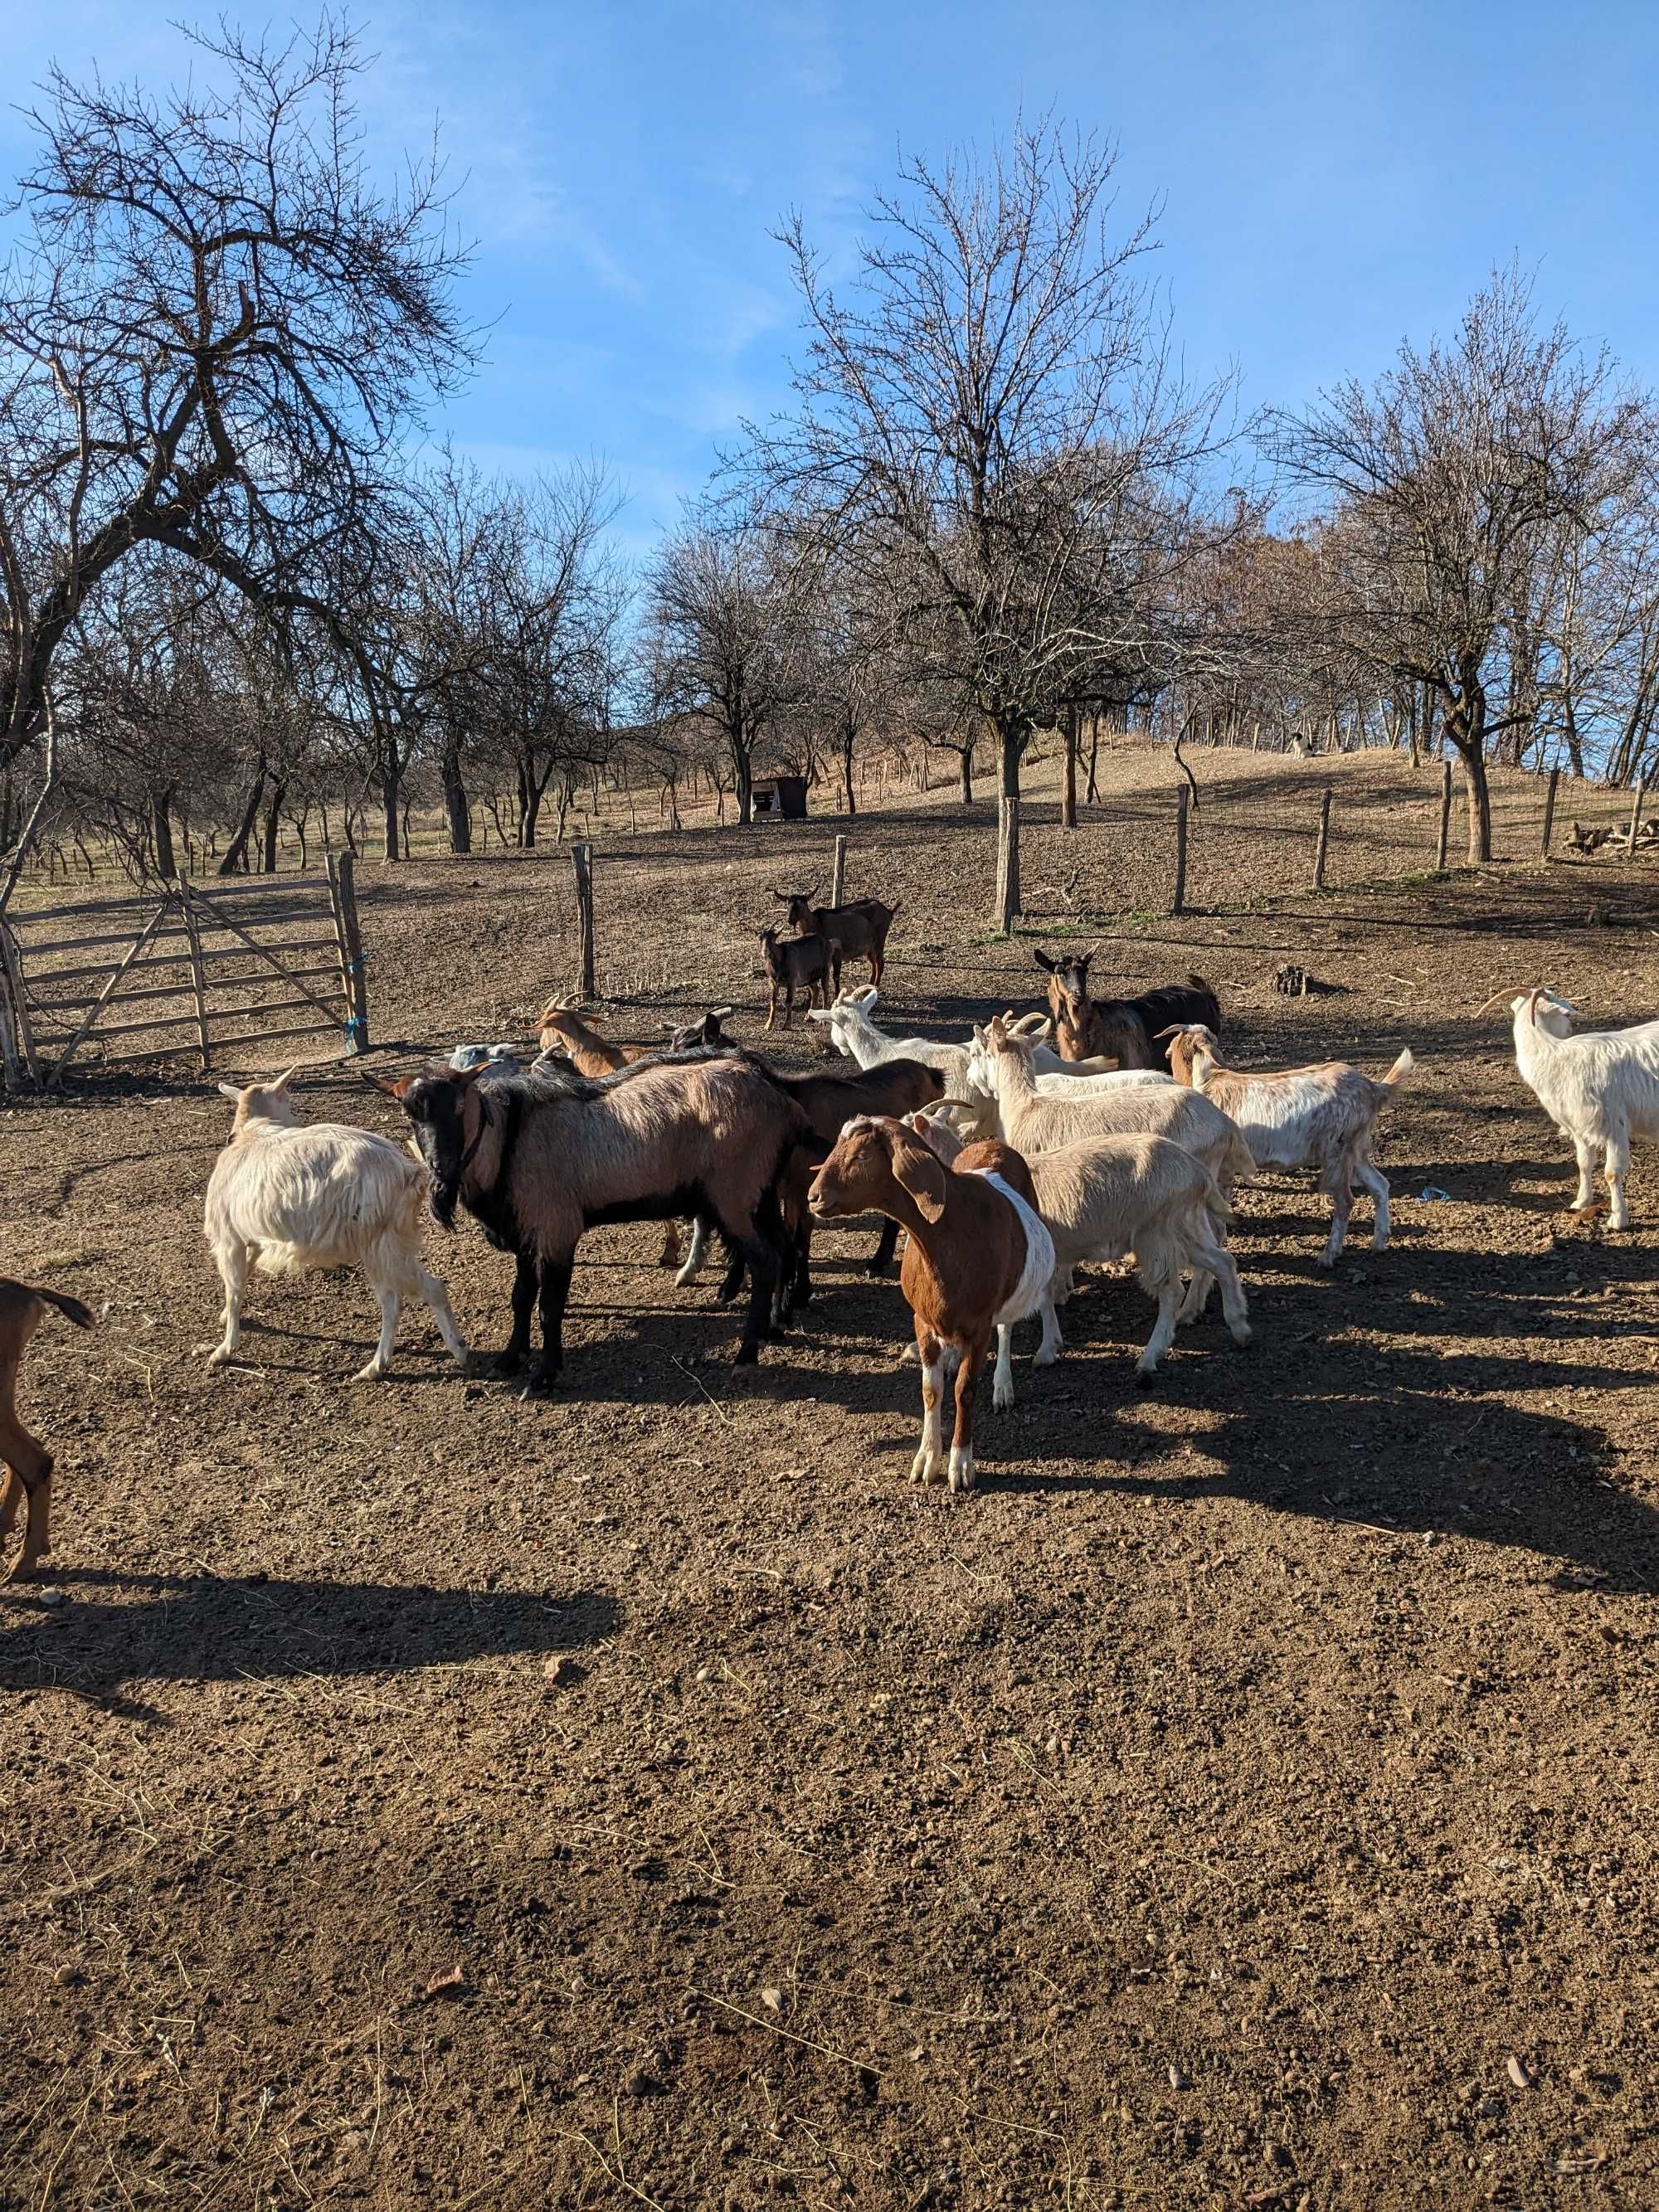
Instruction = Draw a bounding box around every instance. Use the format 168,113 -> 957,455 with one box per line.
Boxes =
1,1278 -> 93,1582
1034,950 -> 1221,1069
772,888 -> 901,989
1503,987 -> 1659,1229
808,1116 -> 1054,1494
381,1050 -> 815,1382
912,1111 -> 1250,1379
202,1070 -> 469,1380
1160,1023 -> 1414,1265
759,926 -> 833,1029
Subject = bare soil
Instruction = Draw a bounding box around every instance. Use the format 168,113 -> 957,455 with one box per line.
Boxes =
3,747 -> 1657,2211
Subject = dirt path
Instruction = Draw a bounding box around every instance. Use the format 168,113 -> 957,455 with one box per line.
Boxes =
3,776 -> 1657,2209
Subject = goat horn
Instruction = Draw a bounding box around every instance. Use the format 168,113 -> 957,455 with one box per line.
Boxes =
1470,986 -> 1529,1018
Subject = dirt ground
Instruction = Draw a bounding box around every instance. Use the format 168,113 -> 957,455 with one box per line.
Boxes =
3,751 -> 1658,2210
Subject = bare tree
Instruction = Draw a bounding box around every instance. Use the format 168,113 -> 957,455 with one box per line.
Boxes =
748,122 -> 1232,926
0,17 -> 473,882
645,512 -> 807,825
1266,270 -> 1650,860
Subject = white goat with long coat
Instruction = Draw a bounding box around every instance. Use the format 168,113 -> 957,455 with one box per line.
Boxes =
1506,987 -> 1659,1228
201,1069 -> 468,1379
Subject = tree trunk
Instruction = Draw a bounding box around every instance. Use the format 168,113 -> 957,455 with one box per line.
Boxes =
261,778 -> 286,873
1061,704 -> 1078,829
150,788 -> 178,881
1447,668 -> 1492,863
733,737 -> 754,827
1085,716 -> 1102,805
993,721 -> 1027,931
442,741 -> 472,855
958,748 -> 974,806
218,763 -> 266,876
381,750 -> 402,863
842,732 -> 857,816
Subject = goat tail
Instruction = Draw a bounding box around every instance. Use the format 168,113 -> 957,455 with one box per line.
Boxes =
29,1285 -> 95,1329
1379,1047 -> 1416,1090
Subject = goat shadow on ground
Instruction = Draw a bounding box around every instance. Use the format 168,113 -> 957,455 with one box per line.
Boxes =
0,1572 -> 619,1714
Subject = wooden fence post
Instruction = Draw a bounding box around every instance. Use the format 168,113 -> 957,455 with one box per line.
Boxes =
995,796 -> 1021,934
328,852 -> 370,1053
830,833 -> 847,908
1540,766 -> 1560,859
1172,784 -> 1190,916
175,877 -> 212,1069
572,840 -> 596,997
1435,760 -> 1453,870
1,921 -> 41,1085
1313,788 -> 1334,891
0,936 -> 22,1091
1626,775 -> 1646,861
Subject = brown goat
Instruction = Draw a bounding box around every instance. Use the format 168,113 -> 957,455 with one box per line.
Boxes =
808,1116 -> 1052,1495
536,999 -> 688,1266
773,889 -> 901,989
759,926 -> 832,1029
676,1055 -> 947,1307
1,1279 -> 94,1582
378,1049 -> 815,1382
1034,950 -> 1221,1070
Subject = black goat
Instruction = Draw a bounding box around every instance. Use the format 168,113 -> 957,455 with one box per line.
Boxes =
1034,950 -> 1222,1071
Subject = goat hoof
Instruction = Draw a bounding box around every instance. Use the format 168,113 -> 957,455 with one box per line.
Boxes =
518,1365 -> 560,1398
733,1345 -> 761,1367
1134,1365 -> 1158,1388
354,1361 -> 392,1382
491,1351 -> 527,1378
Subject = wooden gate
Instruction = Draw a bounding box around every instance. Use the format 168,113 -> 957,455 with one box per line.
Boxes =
0,853 -> 368,1088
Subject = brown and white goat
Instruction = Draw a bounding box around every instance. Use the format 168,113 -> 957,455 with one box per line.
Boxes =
912,1111 -> 1250,1380
808,1116 -> 1054,1494
380,1050 -> 816,1382
0,1278 -> 93,1582
1034,950 -> 1221,1069
1160,1023 -> 1415,1266
773,888 -> 901,989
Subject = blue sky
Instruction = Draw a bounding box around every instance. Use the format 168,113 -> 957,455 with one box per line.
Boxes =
5,2 -> 1658,558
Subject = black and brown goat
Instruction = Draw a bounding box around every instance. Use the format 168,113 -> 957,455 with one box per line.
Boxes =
1,1278 -> 94,1582
1033,950 -> 1222,1071
772,888 -> 901,990
376,1050 -> 815,1383
759,926 -> 833,1030
675,1055 -> 947,1309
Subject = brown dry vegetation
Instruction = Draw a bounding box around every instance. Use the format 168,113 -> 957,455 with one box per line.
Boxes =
3,743 -> 1657,2211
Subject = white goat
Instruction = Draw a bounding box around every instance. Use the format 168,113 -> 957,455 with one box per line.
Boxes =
808,986 -> 1160,1103
912,1112 -> 1251,1379
200,1069 -> 468,1379
1506,987 -> 1659,1229
1162,1023 -> 1414,1266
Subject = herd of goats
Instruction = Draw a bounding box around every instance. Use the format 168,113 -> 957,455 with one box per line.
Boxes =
4,885 -> 1659,1573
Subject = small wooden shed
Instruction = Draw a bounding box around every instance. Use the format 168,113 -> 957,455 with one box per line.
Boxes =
752,775 -> 809,819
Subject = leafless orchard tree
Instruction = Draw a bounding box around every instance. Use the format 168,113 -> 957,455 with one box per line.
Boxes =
745,123 -> 1235,926
1266,269 -> 1652,861
644,511 -> 809,826
0,16 -> 474,887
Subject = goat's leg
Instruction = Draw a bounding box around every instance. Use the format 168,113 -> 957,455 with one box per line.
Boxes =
1317,1163 -> 1355,1268
1175,1265 -> 1214,1322
732,1232 -> 779,1364
495,1249 -> 540,1374
657,1220 -> 684,1269
1570,1131 -> 1597,1210
766,980 -> 778,1033
1354,1156 -> 1392,1249
866,1217 -> 901,1277
358,1283 -> 401,1380
948,1335 -> 985,1494
413,1265 -> 468,1368
0,1466 -> 20,1547
674,1216 -> 712,1289
912,1328 -> 946,1485
1189,1231 -> 1251,1345
1136,1267 -> 1185,1381
1605,1130 -> 1633,1230
202,1239 -> 253,1364
3,1468 -> 52,1582
1034,1283 -> 1064,1365
530,1257 -> 573,1388
992,1322 -> 1017,1410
